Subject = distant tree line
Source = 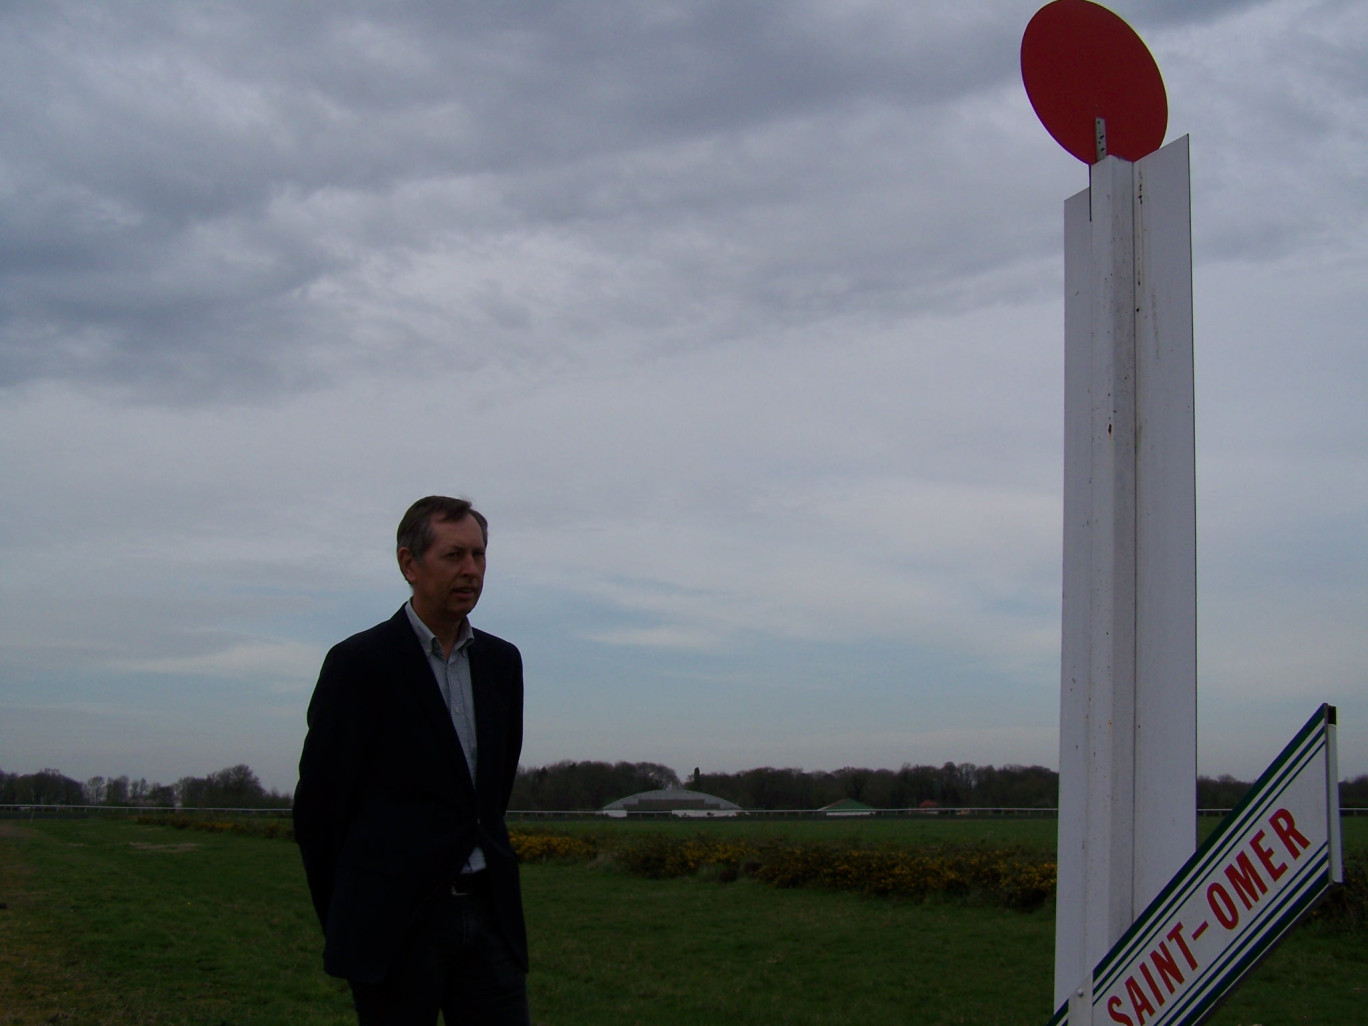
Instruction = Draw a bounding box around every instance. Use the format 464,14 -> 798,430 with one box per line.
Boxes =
0,768 -> 86,806
510,761 -> 680,812
0,764 -> 291,809
6,762 -> 1366,813
510,761 -> 1368,812
691,763 -> 1061,811
170,764 -> 292,809
507,761 -> 1063,811
1199,772 -> 1368,811
694,766 -> 1056,809
1343,775 -> 1368,808
1196,774 -> 1254,810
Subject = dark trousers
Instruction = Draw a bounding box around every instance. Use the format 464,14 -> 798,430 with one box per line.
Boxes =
350,881 -> 529,1026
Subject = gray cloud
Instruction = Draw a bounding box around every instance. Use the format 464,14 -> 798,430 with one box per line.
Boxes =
0,2 -> 1045,400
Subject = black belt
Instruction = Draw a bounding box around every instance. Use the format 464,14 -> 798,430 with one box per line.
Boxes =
449,871 -> 490,898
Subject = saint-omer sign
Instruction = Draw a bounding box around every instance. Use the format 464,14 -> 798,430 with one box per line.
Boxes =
1049,705 -> 1343,1026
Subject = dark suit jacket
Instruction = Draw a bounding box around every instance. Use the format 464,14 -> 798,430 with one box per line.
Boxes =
293,607 -> 527,983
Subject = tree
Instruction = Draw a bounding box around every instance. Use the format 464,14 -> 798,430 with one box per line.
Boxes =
1341,774 -> 1368,809
832,766 -> 872,804
1197,774 -> 1250,810
171,765 -> 284,808
13,769 -> 85,805
211,764 -> 267,807
104,775 -> 130,806
510,760 -> 682,810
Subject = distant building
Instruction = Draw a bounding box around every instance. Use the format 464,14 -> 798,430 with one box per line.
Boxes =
602,786 -> 742,818
819,798 -> 875,817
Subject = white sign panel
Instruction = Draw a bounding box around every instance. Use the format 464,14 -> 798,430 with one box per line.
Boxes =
1051,704 -> 1342,1026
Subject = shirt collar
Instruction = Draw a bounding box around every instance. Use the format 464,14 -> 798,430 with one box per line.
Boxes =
404,600 -> 474,656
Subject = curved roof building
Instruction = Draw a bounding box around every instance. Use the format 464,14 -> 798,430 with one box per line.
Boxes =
602,785 -> 742,817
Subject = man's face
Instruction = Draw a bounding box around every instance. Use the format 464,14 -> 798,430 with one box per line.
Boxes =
400,514 -> 486,631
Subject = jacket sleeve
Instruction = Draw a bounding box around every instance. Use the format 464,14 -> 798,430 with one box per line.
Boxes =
501,645 -> 524,815
293,641 -> 379,928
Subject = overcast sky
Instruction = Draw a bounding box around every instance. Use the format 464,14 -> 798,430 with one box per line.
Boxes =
2,1 -> 1364,795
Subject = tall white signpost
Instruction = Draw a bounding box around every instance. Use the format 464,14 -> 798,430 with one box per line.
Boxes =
1055,134 -> 1197,1013
1023,5 -> 1343,1024
1021,2 -> 1198,1009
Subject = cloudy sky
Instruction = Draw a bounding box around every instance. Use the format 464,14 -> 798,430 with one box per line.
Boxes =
2,0 -> 1364,796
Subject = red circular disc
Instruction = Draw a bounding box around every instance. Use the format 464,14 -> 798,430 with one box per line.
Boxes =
1021,0 -> 1167,164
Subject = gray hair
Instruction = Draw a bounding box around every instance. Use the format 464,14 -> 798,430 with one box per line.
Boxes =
395,496 -> 488,573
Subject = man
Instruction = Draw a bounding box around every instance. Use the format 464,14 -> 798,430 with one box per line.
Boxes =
294,496 -> 529,1025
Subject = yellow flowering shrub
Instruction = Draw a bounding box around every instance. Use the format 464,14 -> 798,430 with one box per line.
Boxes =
607,833 -> 1057,911
509,830 -> 598,863
130,812 -> 1361,927
613,835 -> 760,878
135,813 -> 294,841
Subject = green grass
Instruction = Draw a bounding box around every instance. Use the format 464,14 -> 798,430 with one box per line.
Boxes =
515,811 -> 1368,852
0,817 -> 354,1025
512,813 -> 1062,850
523,863 -> 1054,1026
0,816 -> 1363,1025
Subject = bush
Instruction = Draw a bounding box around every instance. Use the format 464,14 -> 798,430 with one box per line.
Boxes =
594,832 -> 1056,911
510,830 -> 598,863
612,835 -> 758,879
127,816 -> 1356,928
134,813 -> 293,841
751,841 -> 1055,910
1314,851 -> 1368,930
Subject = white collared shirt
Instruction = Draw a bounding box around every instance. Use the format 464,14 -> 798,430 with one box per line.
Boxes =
405,601 -> 485,873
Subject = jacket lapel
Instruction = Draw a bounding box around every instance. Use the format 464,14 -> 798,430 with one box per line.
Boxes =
468,632 -> 502,800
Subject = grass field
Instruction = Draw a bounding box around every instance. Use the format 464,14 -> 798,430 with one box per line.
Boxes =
512,812 -> 1368,850
0,816 -> 1363,1025
511,813 -> 1065,849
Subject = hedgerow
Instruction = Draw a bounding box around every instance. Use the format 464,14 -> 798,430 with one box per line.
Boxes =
1314,851 -> 1368,930
589,831 -> 1368,922
135,813 -> 293,840
514,829 -> 1056,911
508,830 -> 598,863
127,815 -> 1363,926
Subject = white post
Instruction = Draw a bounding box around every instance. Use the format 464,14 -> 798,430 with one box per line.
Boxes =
1054,136 -> 1196,1015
